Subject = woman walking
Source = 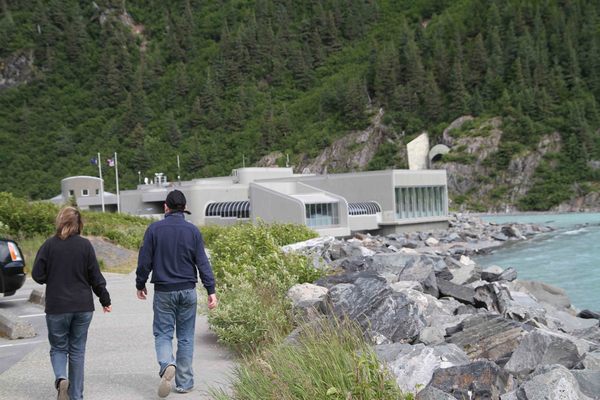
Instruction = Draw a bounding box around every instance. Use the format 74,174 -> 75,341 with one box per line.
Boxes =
32,206 -> 112,400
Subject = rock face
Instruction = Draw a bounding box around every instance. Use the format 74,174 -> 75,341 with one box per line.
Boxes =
283,215 -> 600,399
297,108 -> 395,174
436,116 -> 563,212
0,50 -> 34,90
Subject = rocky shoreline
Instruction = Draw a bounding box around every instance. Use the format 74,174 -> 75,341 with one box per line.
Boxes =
284,214 -> 600,400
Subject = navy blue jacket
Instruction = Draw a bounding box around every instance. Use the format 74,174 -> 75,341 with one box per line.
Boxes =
136,212 -> 215,294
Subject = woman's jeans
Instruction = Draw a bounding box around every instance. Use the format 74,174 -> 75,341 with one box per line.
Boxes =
153,288 -> 197,391
46,312 -> 93,400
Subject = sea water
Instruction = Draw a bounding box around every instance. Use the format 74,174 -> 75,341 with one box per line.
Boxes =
476,213 -> 600,311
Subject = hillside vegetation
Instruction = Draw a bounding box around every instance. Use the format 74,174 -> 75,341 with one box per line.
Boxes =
1,0 -> 600,209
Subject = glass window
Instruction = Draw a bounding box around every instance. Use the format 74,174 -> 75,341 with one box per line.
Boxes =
82,189 -> 89,196
69,190 -> 74,196
395,185 -> 447,219
305,202 -> 339,227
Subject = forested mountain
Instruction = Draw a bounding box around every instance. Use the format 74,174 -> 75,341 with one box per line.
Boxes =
1,0 -> 600,210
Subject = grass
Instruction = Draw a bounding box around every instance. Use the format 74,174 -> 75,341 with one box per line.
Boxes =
211,318 -> 410,400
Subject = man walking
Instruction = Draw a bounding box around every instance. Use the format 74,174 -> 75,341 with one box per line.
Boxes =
136,189 -> 217,398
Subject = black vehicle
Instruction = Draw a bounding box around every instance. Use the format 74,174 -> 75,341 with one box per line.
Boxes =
0,239 -> 26,296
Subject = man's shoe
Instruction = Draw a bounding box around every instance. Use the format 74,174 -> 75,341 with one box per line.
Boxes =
56,379 -> 69,400
175,386 -> 192,394
158,365 -> 176,398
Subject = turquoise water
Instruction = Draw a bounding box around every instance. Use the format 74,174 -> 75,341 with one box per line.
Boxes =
476,213 -> 600,311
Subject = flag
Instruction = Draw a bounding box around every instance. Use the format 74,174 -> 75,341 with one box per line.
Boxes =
90,157 -> 98,165
107,158 -> 115,167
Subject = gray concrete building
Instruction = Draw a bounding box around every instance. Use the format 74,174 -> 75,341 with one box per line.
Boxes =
52,168 -> 448,236
49,176 -> 118,211
116,167 -> 448,236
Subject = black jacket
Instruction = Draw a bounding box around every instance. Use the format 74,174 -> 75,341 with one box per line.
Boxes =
32,235 -> 111,314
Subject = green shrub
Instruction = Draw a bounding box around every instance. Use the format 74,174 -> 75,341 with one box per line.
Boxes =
0,192 -> 56,238
82,211 -> 150,249
208,275 -> 292,353
204,222 -> 324,353
205,222 -> 321,286
212,318 -> 409,400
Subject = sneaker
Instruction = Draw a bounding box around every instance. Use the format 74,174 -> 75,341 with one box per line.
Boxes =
175,386 -> 192,394
56,379 -> 69,400
158,365 -> 176,398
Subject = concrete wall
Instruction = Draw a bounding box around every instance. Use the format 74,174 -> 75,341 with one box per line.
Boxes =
235,167 -> 294,184
407,133 -> 430,170
291,170 -> 395,212
249,183 -> 305,225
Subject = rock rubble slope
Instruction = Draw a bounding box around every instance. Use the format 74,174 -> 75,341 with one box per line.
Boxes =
285,215 -> 600,400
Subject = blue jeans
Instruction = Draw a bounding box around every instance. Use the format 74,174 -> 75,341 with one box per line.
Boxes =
153,288 -> 197,391
46,312 -> 93,400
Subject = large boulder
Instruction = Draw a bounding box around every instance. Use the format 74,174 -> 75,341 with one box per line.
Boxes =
513,365 -> 593,400
436,278 -> 476,305
446,256 -> 481,285
325,274 -> 427,343
509,280 -> 572,311
375,343 -> 469,394
426,360 -> 515,399
446,314 -> 531,364
286,283 -> 328,320
370,254 -> 441,297
571,369 -> 600,399
505,328 -> 590,378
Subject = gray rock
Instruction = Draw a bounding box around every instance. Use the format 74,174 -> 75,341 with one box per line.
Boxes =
416,386 -> 457,400
575,350 -> 600,370
571,369 -> 600,399
446,314 -> 530,364
545,308 -> 600,333
441,232 -> 461,243
326,275 -> 427,343
492,232 -> 509,241
341,243 -> 376,258
436,278 -> 476,305
505,328 -> 590,378
315,270 -> 380,289
398,258 -> 440,298
510,280 -> 572,310
515,365 -> 592,400
287,283 -> 328,319
501,225 -> 524,239
425,237 -> 440,247
482,267 -> 518,282
391,280 -> 423,292
443,255 -> 480,286
375,343 -> 469,394
426,360 -> 514,399
578,309 -> 600,320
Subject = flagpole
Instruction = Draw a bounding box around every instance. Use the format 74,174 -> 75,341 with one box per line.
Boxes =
98,152 -> 105,212
114,152 -> 120,213
177,154 -> 181,185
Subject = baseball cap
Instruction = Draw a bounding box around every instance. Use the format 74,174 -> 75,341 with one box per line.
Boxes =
165,190 -> 191,214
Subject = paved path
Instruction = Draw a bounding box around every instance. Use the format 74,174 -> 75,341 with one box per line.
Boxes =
0,273 -> 236,399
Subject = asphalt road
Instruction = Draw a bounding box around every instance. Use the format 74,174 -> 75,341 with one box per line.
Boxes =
0,273 -> 236,399
0,277 -> 48,374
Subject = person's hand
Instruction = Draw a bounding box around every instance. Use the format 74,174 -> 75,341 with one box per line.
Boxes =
137,287 -> 148,300
207,293 -> 218,309
103,305 -> 112,313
